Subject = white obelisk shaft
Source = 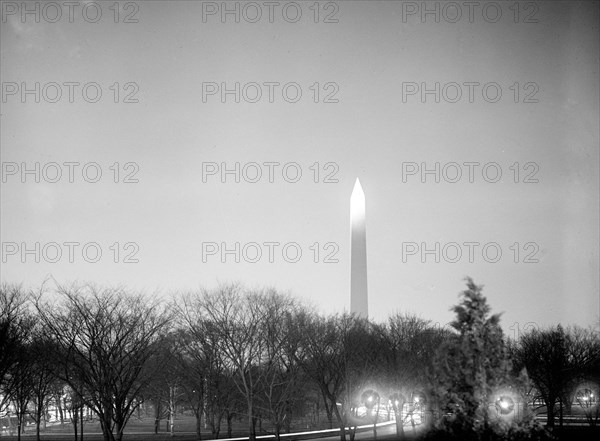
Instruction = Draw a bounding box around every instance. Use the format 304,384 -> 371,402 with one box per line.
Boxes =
350,178 -> 368,318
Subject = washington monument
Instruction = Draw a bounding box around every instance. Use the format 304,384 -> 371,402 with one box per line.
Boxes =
350,178 -> 368,317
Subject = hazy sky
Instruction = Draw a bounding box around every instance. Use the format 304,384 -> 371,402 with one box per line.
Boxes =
1,1 -> 598,334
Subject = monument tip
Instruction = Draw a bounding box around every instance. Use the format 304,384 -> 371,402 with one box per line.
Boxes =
352,178 -> 364,195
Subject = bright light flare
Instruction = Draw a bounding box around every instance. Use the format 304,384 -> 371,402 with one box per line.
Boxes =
575,387 -> 597,407
495,395 -> 515,415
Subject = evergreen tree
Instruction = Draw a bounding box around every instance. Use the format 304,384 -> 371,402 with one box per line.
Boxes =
430,278 -> 512,439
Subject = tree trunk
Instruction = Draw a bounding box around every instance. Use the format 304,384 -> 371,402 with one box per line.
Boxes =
154,402 -> 161,434
214,412 -> 222,439
285,403 -> 292,433
63,397 -> 70,422
196,413 -> 202,440
100,415 -> 112,441
57,394 -> 64,424
325,402 -> 334,429
210,408 -> 217,437
169,388 -> 176,438
227,412 -> 233,438
395,416 -> 404,439
252,416 -> 258,437
115,421 -> 124,441
73,414 -> 78,441
36,407 -> 42,441
373,404 -> 379,440
546,399 -> 555,428
321,390 -> 334,429
332,404 -> 346,441
395,405 -> 405,438
248,399 -> 256,441
559,397 -> 563,434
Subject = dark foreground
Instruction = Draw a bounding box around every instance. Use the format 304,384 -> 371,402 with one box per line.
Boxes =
2,417 -> 599,441
2,427 -> 599,441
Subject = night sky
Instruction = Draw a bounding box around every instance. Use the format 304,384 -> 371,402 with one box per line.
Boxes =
1,1 -> 598,333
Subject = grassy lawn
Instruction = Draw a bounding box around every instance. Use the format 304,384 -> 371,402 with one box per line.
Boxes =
0,414 -> 332,441
1,414 -> 238,440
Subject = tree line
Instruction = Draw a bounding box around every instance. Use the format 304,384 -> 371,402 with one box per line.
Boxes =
1,279 -> 599,441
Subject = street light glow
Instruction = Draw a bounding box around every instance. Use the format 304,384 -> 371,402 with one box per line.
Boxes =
495,396 -> 515,414
576,388 -> 596,407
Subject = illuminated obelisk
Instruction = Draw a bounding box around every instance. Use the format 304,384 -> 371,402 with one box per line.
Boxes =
350,178 -> 368,318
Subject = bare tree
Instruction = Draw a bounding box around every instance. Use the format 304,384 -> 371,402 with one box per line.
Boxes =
27,331 -> 58,441
0,283 -> 29,414
142,334 -> 181,435
377,313 -> 449,438
5,315 -> 36,441
34,283 -> 172,441
255,290 -> 307,441
296,312 -> 382,441
179,283 -> 308,441
180,283 -> 264,441
173,320 -> 241,440
294,312 -> 340,430
513,325 -> 600,429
